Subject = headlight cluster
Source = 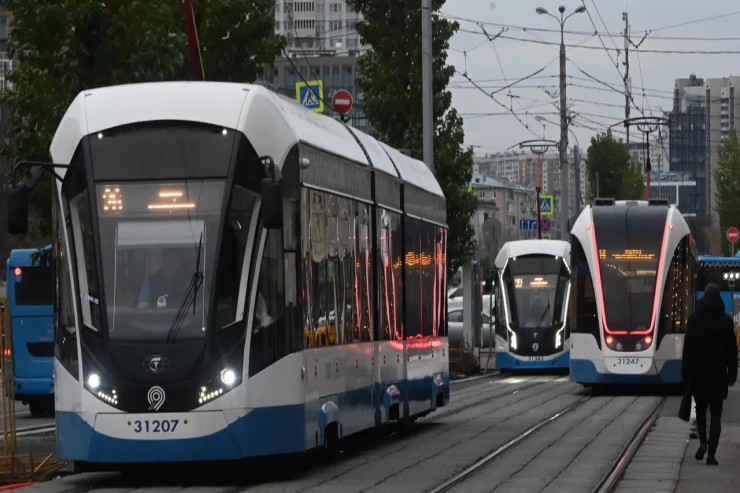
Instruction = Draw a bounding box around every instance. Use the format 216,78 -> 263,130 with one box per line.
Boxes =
198,368 -> 238,405
87,372 -> 118,405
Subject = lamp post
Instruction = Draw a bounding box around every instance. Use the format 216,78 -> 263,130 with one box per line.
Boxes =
536,5 -> 586,238
535,114 -> 583,214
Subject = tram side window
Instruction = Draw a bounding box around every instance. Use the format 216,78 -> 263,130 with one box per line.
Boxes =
404,217 -> 437,338
495,281 -> 507,340
658,236 -> 690,339
436,226 -> 448,338
377,209 -> 404,341
69,189 -> 103,332
355,203 -> 373,342
570,236 -> 600,342
54,191 -> 79,379
249,228 -> 286,376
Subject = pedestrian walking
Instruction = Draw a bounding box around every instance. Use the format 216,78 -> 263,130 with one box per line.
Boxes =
682,282 -> 739,465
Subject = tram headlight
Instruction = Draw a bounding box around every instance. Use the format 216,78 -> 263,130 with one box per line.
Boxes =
87,373 -> 101,389
220,368 -> 236,386
555,331 -> 562,349
508,329 -> 518,350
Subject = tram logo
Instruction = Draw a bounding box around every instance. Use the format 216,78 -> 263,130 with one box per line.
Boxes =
147,386 -> 166,411
532,342 -> 540,352
143,355 -> 170,374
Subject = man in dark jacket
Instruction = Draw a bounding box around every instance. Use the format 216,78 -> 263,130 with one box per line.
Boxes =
682,282 -> 738,465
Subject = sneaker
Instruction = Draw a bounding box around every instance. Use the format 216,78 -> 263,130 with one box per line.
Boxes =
695,444 -> 707,460
707,456 -> 718,466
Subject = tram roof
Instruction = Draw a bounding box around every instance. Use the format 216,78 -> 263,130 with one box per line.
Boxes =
494,239 -> 570,268
49,81 -> 444,198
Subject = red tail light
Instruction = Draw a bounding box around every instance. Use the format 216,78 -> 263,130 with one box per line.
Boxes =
645,336 -> 652,345
13,267 -> 21,276
605,336 -> 614,345
3,349 -> 11,356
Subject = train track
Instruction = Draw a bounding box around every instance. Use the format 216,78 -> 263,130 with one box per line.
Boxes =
423,393 -> 665,493
425,395 -> 592,493
592,397 -> 665,493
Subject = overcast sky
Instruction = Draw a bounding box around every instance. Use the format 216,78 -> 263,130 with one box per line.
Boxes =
442,0 -> 740,156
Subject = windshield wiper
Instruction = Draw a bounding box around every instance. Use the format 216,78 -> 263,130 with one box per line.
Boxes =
165,233 -> 203,344
534,302 -> 551,332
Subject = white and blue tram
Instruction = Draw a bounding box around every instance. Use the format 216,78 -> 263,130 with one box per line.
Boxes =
5,82 -> 449,466
569,198 -> 697,386
493,240 -> 571,370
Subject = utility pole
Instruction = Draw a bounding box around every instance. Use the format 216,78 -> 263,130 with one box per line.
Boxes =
536,5 -> 586,237
559,14 -> 569,239
421,0 -> 434,173
183,0 -> 205,81
623,11 -> 630,144
573,145 -> 581,214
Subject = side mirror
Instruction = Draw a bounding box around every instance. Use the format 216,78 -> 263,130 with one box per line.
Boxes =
7,184 -> 30,235
259,157 -> 283,230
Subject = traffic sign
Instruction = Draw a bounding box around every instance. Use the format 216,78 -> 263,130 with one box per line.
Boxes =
540,217 -> 552,234
332,89 -> 354,115
519,219 -> 538,231
728,226 -> 740,244
539,195 -> 554,216
295,80 -> 324,113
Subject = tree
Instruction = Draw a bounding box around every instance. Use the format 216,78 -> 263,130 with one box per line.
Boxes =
1,0 -> 186,238
586,133 -> 645,201
714,128 -> 740,255
1,0 -> 284,239
345,0 -> 477,275
194,0 -> 285,82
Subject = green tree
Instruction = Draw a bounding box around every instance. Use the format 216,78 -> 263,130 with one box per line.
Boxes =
345,0 -> 477,275
714,128 -> 740,255
1,0 -> 284,239
586,133 -> 645,201
1,0 -> 186,238
194,0 -> 285,82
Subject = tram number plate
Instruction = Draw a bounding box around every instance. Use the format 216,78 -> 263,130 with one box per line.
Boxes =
615,358 -> 640,365
527,356 -> 544,362
130,419 -> 180,433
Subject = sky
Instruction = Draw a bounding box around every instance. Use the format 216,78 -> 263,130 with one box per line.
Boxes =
442,0 -> 740,156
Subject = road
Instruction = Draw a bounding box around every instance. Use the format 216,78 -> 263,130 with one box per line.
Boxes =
14,374 -> 686,493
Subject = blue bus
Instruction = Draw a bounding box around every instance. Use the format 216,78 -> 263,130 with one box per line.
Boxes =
6,246 -> 55,417
697,255 -> 740,315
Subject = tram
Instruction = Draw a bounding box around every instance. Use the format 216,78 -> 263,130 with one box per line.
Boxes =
493,239 -> 571,370
5,82 -> 449,466
569,198 -> 697,386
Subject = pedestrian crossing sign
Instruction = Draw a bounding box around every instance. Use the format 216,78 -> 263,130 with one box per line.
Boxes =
539,195 -> 554,216
296,80 -> 324,113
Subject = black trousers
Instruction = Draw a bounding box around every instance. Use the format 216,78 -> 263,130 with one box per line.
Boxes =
695,397 -> 724,456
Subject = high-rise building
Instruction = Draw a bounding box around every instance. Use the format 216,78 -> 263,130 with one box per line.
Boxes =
669,75 -> 707,216
275,1 -> 366,56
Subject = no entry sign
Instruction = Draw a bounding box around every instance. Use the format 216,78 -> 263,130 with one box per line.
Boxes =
332,89 -> 354,115
728,226 -> 740,244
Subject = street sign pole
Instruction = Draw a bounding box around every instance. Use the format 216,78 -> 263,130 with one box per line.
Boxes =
536,152 -> 542,240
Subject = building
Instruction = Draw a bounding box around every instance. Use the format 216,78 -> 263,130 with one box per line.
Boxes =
705,75 -> 740,224
669,75 -> 707,216
623,141 -> 667,175
260,54 -> 369,133
645,171 -> 698,214
470,173 -> 537,259
275,1 -> 366,56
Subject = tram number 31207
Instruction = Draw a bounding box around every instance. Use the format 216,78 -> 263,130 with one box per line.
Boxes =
527,356 -> 544,362
131,419 -> 180,433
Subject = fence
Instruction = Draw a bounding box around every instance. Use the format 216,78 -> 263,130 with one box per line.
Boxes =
0,297 -> 64,483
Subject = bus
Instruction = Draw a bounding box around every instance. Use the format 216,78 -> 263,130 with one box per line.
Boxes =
6,246 -> 55,417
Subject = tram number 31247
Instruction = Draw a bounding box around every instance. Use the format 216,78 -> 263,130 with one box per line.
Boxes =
527,356 -> 544,362
131,419 -> 180,433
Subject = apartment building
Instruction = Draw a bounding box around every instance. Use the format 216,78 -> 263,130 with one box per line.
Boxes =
274,1 -> 365,55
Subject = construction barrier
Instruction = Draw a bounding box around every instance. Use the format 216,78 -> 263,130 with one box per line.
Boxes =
0,297 -> 65,483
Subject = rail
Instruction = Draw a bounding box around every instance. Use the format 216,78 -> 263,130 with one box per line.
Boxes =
0,297 -> 65,483
426,396 -> 591,493
591,397 -> 665,493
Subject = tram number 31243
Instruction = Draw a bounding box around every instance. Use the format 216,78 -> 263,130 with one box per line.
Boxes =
131,419 -> 180,433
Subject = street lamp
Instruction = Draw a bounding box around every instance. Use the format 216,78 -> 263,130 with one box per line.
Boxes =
535,4 -> 586,238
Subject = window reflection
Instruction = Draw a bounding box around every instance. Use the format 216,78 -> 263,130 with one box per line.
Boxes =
378,209 -> 403,340
355,203 -> 372,342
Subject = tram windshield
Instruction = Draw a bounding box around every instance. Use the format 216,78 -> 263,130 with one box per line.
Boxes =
503,256 -> 568,329
88,180 -> 227,343
592,206 -> 667,332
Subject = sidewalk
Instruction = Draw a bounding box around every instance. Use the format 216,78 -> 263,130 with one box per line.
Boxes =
676,381 -> 740,492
